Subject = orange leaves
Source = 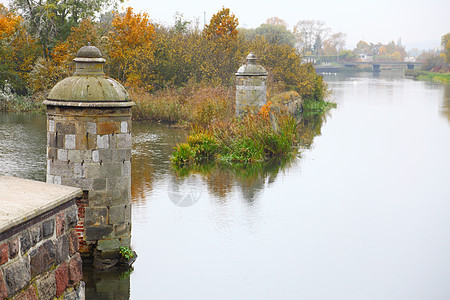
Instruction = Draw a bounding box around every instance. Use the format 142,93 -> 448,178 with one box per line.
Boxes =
0,4 -> 39,94
108,7 -> 156,90
378,45 -> 387,56
110,7 -> 155,60
0,4 -> 21,39
258,101 -> 272,120
203,7 -> 239,40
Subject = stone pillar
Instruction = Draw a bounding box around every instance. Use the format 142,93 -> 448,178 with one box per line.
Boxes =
235,52 -> 268,116
44,45 -> 134,267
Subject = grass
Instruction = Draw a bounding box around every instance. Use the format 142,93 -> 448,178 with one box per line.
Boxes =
302,98 -> 337,113
171,103 -> 302,167
405,70 -> 450,84
0,90 -> 46,113
131,83 -> 234,126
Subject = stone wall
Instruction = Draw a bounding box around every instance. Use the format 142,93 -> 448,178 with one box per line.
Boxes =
46,105 -> 132,259
235,75 -> 268,116
0,176 -> 84,300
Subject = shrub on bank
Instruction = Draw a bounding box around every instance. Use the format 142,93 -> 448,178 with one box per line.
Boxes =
0,82 -> 45,113
131,83 -> 234,125
171,102 -> 301,166
405,70 -> 450,83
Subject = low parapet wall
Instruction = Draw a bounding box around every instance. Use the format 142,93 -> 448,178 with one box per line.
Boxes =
0,176 -> 84,300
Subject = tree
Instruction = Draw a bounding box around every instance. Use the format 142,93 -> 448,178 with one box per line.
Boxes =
442,33 -> 450,65
293,20 -> 330,55
322,32 -> 346,55
203,7 -> 238,39
28,19 -> 102,93
254,24 -> 295,47
265,17 -> 288,28
173,12 -> 191,34
354,40 -> 370,54
108,7 -> 156,88
11,0 -> 120,59
0,4 -> 38,94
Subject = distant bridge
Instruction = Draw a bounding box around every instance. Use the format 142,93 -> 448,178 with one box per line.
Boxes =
338,61 -> 423,71
304,56 -> 423,72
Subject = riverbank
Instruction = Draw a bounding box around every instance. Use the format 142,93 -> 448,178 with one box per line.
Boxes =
0,93 -> 45,113
405,70 -> 450,83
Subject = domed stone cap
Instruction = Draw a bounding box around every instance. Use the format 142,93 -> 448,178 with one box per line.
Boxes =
47,76 -> 130,103
46,45 -> 131,104
246,52 -> 257,64
76,44 -> 103,58
236,52 -> 268,76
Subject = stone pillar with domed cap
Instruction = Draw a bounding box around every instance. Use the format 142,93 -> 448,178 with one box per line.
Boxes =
44,45 -> 134,268
235,52 -> 268,116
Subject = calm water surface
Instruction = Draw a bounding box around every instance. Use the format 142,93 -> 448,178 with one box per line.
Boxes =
1,71 -> 449,299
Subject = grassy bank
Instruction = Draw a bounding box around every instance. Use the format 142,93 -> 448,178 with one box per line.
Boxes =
0,93 -> 46,113
171,108 -> 300,167
302,98 -> 337,113
131,84 -> 234,126
405,70 -> 450,83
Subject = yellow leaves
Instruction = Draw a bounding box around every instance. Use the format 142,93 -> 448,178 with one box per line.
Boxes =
258,101 -> 272,120
51,42 -> 70,64
0,4 -> 21,39
106,7 -> 157,89
203,7 -> 239,40
110,7 -> 155,58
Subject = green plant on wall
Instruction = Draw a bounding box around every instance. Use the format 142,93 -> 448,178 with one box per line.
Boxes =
119,246 -> 134,260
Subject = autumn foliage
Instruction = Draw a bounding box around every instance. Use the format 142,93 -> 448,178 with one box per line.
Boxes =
203,7 -> 239,39
108,7 -> 156,89
0,4 -> 38,94
1,4 -> 327,110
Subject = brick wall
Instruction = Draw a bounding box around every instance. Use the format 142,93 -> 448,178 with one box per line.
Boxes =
0,197 -> 84,299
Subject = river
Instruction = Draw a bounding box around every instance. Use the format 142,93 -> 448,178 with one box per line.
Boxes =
1,71 -> 449,299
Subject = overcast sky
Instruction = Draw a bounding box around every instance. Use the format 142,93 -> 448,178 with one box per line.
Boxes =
125,0 -> 449,50
1,0 -> 448,50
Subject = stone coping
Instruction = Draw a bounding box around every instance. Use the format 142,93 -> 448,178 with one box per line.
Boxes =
43,100 -> 135,108
0,176 -> 82,235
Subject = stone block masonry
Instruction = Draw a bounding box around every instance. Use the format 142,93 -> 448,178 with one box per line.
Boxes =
235,52 -> 268,117
46,105 -> 133,259
0,176 -> 85,300
44,45 -> 134,268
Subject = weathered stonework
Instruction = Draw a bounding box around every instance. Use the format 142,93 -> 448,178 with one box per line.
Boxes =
44,45 -> 134,264
235,52 -> 268,116
0,176 -> 84,300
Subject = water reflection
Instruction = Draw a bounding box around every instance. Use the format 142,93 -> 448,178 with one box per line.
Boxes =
1,71 -> 449,299
441,84 -> 450,122
0,112 -> 46,181
83,263 -> 131,300
147,111 -> 330,204
131,123 -> 187,204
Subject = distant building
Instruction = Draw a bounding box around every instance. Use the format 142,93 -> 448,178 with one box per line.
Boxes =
358,53 -> 373,62
303,57 -> 317,64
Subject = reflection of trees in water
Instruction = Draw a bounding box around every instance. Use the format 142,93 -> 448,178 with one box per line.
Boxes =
131,113 -> 327,205
172,112 -> 328,204
131,156 -> 154,204
83,262 -> 131,300
297,112 -> 329,148
441,85 -> 450,123
131,122 -> 188,204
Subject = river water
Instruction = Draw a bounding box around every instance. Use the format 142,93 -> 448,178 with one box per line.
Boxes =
1,71 -> 449,299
